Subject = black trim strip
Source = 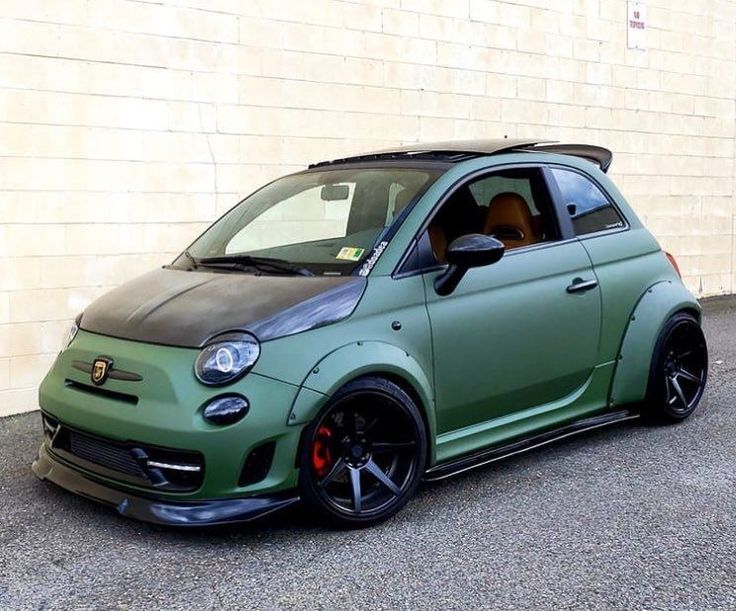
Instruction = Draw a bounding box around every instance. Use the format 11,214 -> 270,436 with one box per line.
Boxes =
72,360 -> 92,373
65,379 -> 139,405
424,409 -> 639,482
542,165 -> 575,240
109,370 -> 144,382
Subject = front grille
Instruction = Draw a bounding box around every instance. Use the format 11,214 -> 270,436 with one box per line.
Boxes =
43,413 -> 204,492
68,431 -> 146,478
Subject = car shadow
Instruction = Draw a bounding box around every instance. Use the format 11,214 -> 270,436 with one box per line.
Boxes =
26,411 -> 706,544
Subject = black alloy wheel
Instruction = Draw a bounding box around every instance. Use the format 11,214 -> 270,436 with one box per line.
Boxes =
647,312 -> 708,422
299,376 -> 427,528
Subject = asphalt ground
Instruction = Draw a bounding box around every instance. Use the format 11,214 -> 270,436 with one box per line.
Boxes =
1,296 -> 735,610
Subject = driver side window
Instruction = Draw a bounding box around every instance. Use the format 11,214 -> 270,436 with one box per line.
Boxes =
426,167 -> 561,263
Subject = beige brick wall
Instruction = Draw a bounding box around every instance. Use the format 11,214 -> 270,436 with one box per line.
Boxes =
0,0 -> 734,416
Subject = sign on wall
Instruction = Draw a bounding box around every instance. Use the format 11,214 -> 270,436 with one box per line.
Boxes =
627,0 -> 647,49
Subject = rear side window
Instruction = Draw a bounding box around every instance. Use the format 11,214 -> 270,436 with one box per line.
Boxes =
551,168 -> 624,236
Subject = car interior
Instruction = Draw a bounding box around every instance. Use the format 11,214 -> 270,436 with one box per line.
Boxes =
427,167 -> 560,263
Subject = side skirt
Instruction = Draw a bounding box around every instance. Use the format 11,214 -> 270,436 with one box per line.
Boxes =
423,408 -> 639,482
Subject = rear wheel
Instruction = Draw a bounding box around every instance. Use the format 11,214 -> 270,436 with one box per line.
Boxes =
645,312 -> 708,422
299,376 -> 427,528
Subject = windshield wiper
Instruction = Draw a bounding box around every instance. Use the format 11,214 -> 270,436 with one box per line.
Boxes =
198,255 -> 315,277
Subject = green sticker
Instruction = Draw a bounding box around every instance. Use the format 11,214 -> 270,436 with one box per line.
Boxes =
336,247 -> 365,261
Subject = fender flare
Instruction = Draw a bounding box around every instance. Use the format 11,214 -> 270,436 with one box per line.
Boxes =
287,341 -> 436,461
609,280 -> 701,407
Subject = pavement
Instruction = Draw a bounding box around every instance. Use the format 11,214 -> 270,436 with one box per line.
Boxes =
1,296 -> 735,610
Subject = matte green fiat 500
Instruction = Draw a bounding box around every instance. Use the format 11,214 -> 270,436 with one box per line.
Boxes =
33,139 -> 708,527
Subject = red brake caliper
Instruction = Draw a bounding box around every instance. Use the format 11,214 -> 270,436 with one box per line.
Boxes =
311,425 -> 333,478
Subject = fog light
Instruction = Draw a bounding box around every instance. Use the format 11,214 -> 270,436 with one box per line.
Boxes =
203,395 -> 249,425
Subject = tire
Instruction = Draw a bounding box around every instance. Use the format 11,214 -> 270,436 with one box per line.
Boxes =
645,311 -> 708,422
298,376 -> 427,528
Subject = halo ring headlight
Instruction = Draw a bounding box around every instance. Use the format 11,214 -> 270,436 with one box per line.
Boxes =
195,332 -> 260,386
215,347 -> 234,373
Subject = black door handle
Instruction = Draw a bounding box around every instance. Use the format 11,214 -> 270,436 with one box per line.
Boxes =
566,278 -> 598,293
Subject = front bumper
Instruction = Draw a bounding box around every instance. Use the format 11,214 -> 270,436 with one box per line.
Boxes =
33,443 -> 299,526
38,330 -> 322,503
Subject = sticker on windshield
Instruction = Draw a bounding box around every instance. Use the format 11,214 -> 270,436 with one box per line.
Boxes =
336,247 -> 365,261
358,241 -> 389,276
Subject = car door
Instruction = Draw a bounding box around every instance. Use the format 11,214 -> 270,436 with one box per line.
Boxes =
420,165 -> 602,434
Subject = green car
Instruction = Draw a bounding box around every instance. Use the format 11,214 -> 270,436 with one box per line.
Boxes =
33,139 -> 708,528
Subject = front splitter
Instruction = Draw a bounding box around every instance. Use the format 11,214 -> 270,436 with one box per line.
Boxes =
32,444 -> 299,526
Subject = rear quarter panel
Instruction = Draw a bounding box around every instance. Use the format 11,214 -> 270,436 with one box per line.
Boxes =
581,227 -> 678,363
609,279 -> 701,406
571,163 -> 700,405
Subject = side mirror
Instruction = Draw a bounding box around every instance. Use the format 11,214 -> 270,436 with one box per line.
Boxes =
434,234 -> 505,296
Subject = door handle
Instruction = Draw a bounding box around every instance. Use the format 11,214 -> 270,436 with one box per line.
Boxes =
566,278 -> 598,293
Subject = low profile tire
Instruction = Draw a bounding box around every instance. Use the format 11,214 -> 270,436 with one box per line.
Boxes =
645,312 -> 708,422
298,376 -> 427,528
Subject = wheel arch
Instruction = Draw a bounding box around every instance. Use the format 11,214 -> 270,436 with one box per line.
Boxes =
377,371 -> 434,466
609,280 -> 702,407
678,305 -> 701,324
287,341 -> 437,464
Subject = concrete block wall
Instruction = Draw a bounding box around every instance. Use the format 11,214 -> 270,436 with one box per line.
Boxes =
0,0 -> 734,416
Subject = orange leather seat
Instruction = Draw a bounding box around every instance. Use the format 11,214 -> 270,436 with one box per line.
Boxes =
484,192 -> 538,249
428,221 -> 448,263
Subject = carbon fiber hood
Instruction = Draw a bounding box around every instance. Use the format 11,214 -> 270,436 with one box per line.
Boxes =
80,267 -> 366,347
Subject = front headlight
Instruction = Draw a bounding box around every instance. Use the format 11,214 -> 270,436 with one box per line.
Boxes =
194,332 -> 260,386
62,314 -> 82,351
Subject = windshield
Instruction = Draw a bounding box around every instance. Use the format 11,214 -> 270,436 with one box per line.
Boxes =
179,166 -> 443,275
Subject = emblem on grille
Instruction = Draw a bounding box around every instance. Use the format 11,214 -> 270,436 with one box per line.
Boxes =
91,357 -> 113,385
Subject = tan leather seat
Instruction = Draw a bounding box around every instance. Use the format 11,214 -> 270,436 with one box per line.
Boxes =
484,192 -> 538,249
428,221 -> 448,263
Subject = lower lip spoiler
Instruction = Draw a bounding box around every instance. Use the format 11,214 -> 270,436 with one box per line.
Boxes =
32,444 -> 299,526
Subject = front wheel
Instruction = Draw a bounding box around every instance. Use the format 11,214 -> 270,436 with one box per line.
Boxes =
298,376 -> 427,528
645,312 -> 708,422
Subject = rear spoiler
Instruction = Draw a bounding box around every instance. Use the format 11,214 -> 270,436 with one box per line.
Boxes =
522,144 -> 613,173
